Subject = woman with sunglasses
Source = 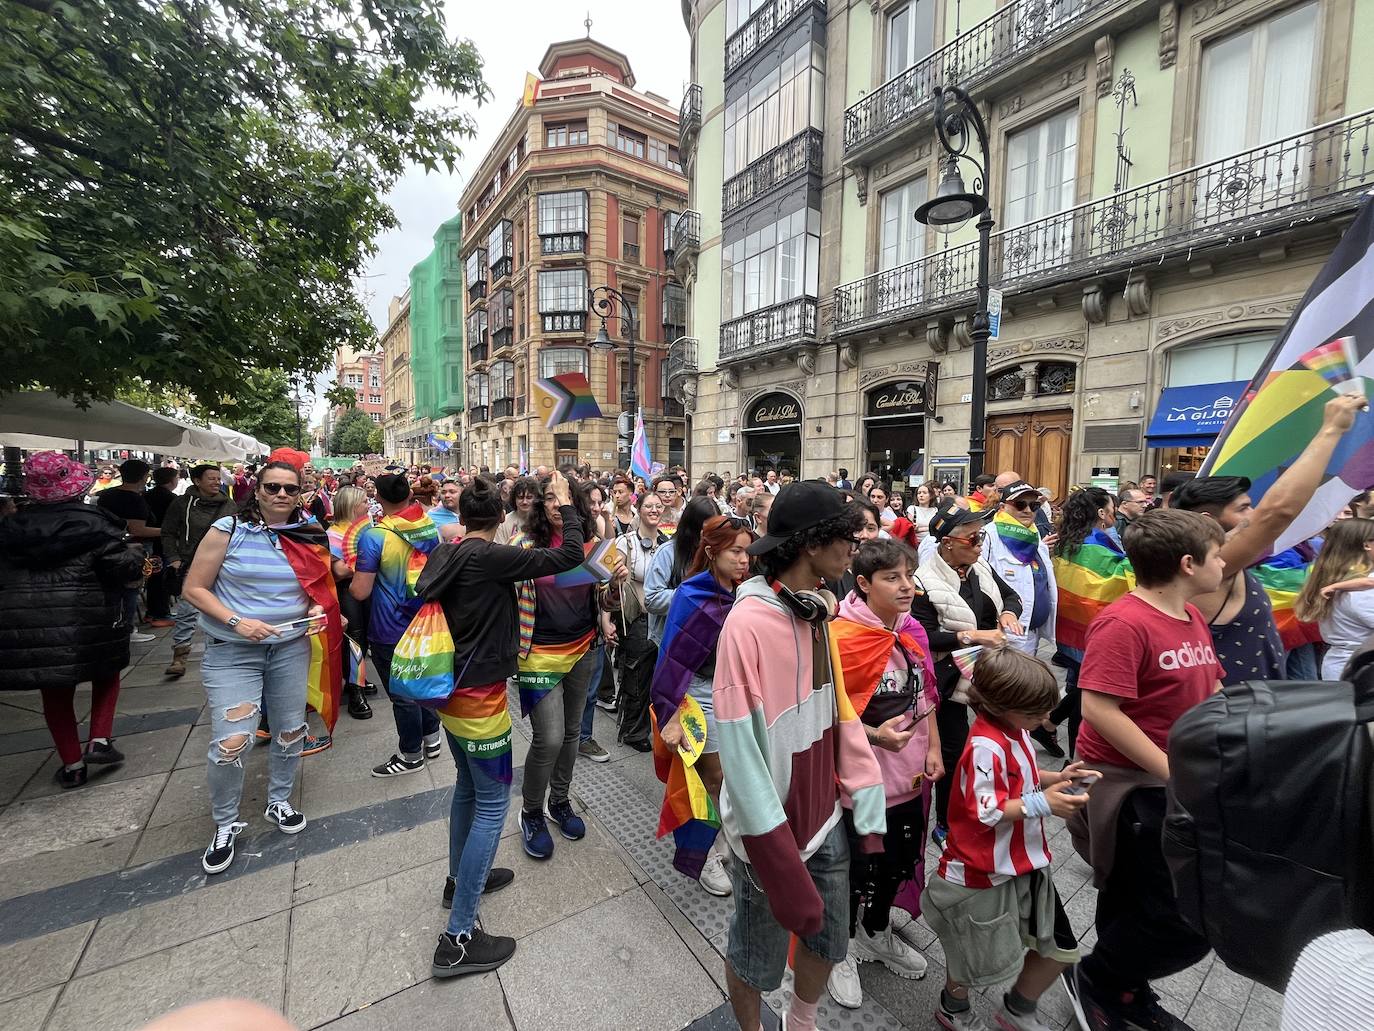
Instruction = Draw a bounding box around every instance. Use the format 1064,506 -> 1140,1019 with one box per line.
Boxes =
826,539 -> 943,1008
183,461 -> 343,874
983,481 -> 1057,658
654,513 -> 755,898
612,492 -> 669,751
910,505 -> 1019,848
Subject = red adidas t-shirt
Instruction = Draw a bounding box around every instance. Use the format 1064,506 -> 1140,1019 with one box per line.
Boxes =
1076,593 -> 1223,769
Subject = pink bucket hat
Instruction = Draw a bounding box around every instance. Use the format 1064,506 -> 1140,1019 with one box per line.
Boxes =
23,451 -> 95,503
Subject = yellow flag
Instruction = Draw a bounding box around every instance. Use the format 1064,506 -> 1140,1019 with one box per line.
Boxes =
522,73 -> 540,108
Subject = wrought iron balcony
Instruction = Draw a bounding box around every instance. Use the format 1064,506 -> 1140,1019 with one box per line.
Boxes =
665,336 -> 699,398
843,0 -> 1129,162
680,84 -> 702,155
832,109 -> 1374,336
389,399 -> 409,417
542,311 -> 587,335
623,242 -> 640,264
467,277 -> 487,302
725,0 -> 825,77
541,232 -> 587,256
490,255 -> 513,282
723,128 -> 822,216
720,296 -> 819,363
468,340 -> 488,363
669,210 -> 701,280
469,405 -> 489,424
492,397 -> 515,420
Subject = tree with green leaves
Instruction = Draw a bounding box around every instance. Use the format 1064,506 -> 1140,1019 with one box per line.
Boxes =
367,424 -> 386,456
329,408 -> 374,457
1,0 -> 486,416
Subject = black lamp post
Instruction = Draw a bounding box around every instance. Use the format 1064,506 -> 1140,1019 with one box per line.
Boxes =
589,286 -> 638,463
915,83 -> 994,480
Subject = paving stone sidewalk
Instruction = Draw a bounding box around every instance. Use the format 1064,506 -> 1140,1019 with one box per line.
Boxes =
0,629 -> 1284,1031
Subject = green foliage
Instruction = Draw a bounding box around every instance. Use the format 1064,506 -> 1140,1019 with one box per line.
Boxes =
366,424 -> 385,455
115,368 -> 301,449
329,407 -> 373,456
0,0 -> 487,415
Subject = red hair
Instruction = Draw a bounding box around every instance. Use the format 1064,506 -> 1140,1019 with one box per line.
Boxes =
688,515 -> 754,578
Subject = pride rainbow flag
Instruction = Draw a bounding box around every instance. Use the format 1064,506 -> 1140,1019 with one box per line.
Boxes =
992,510 -> 1042,565
438,681 -> 513,784
276,522 -> 344,731
376,502 -> 439,596
1253,546 -> 1324,650
337,514 -> 370,570
552,538 -> 620,588
515,629 -> 596,717
1053,530 -> 1136,662
533,371 -> 603,429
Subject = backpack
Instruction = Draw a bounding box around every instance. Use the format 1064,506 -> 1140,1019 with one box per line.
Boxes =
1163,677 -> 1374,991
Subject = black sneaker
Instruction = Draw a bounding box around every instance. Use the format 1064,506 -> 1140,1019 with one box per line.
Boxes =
55,764 -> 88,790
1030,724 -> 1065,759
84,740 -> 125,765
363,680 -> 379,696
264,800 -> 307,834
442,868 -> 515,908
371,753 -> 425,778
432,927 -> 516,978
202,821 -> 248,874
424,734 -> 443,760
1074,965 -> 1192,1031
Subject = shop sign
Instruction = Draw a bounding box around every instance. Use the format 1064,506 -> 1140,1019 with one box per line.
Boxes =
746,393 -> 801,429
866,381 -> 925,419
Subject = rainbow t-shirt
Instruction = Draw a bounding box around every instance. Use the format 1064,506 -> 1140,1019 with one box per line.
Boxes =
356,512 -> 441,645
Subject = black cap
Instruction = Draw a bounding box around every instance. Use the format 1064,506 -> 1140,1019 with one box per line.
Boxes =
927,502 -> 994,540
999,480 -> 1043,503
746,481 -> 848,556
374,473 -> 412,505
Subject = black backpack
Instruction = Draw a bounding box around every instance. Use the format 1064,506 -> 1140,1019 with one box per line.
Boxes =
1163,677 -> 1374,991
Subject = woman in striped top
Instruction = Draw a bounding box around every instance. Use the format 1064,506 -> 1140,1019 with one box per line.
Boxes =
183,461 -> 341,876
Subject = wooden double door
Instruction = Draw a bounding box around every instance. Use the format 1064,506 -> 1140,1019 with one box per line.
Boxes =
985,410 -> 1073,502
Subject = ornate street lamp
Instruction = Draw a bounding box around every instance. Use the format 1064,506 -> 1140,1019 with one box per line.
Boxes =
915,83 -> 994,479
588,286 -> 638,459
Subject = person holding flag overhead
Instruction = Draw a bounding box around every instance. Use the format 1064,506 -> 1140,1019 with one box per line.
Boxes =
351,473 -> 443,777
982,481 -> 1057,658
182,460 -> 346,875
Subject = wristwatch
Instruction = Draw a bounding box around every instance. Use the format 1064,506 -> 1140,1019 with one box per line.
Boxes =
958,631 -> 972,646
227,615 -> 242,628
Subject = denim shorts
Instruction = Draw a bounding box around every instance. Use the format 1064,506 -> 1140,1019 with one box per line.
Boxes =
686,673 -> 719,755
726,821 -> 850,991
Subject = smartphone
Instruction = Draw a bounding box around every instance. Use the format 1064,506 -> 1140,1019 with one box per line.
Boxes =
1062,773 -> 1101,796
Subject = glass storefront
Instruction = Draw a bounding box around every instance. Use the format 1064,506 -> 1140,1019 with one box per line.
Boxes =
863,380 -> 927,486
742,392 -> 802,477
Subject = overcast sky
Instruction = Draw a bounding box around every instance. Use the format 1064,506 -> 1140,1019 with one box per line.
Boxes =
311,1 -> 691,424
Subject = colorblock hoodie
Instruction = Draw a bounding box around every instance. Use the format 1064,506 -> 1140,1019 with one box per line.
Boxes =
713,576 -> 887,938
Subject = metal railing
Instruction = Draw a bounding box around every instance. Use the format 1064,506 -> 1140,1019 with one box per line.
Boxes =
680,84 -> 702,152
469,405 -> 489,424
843,0 -> 1125,156
540,232 -> 587,256
492,398 -> 515,419
542,312 -> 587,334
669,210 -> 701,257
723,128 -> 822,216
665,337 -> 699,397
623,242 -> 640,264
833,110 -> 1374,334
725,0 -> 825,76
490,255 -> 513,282
389,400 -> 409,416
720,296 -> 819,361
468,341 -> 488,363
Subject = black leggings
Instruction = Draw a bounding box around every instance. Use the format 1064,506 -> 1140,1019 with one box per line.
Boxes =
615,615 -> 656,746
339,590 -> 370,685
934,698 -> 970,829
1049,658 -> 1082,759
845,795 -> 928,936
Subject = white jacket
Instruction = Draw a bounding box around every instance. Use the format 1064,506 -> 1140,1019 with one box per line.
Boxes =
982,523 -> 1056,647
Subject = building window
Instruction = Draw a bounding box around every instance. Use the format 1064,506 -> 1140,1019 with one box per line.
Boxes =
663,282 -> 686,332
723,40 -> 825,179
546,121 -> 589,148
369,412 -> 381,423
617,359 -> 643,406
1198,2 -> 1317,163
1166,332 -> 1274,387
346,373 -> 363,386
538,267 -> 587,313
467,372 -> 489,405
1004,107 -> 1078,230
622,215 -> 640,263
608,121 -> 647,159
721,208 -> 821,321
648,138 -> 682,172
446,297 -> 462,326
885,0 -> 934,78
879,177 -> 927,271
369,394 -> 381,404
725,0 -> 768,35
539,347 -> 589,379
465,249 -> 488,285
538,191 -> 588,235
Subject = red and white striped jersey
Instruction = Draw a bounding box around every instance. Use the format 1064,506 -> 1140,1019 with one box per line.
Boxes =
937,715 -> 1052,887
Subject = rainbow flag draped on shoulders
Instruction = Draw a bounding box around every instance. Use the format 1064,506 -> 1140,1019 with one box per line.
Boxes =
337,514 -> 371,570
376,502 -> 440,596
1200,198 -> 1374,551
992,510 -> 1042,566
1252,544 -> 1324,651
274,520 -> 344,731
830,617 -> 930,717
1053,530 -> 1136,663
516,630 -> 596,717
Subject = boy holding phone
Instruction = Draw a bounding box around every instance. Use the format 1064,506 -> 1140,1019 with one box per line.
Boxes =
1069,508 -> 1227,1031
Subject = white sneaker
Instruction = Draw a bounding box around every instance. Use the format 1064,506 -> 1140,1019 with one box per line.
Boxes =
889,905 -> 922,947
698,849 -> 732,897
129,631 -> 156,643
827,945 -> 862,1009
853,923 -> 928,979
992,1001 -> 1053,1031
936,1003 -> 991,1031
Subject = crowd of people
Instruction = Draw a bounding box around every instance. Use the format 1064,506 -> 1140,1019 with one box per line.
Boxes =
2,398 -> 1372,1029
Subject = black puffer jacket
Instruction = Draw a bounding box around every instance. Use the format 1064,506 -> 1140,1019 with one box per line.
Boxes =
0,502 -> 144,690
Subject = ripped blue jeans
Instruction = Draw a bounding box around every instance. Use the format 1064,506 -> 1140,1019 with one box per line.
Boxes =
202,635 -> 310,826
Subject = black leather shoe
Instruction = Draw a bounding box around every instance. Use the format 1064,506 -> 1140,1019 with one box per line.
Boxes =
55,764 -> 88,789
346,684 -> 373,720
1031,724 -> 1065,759
84,740 -> 125,765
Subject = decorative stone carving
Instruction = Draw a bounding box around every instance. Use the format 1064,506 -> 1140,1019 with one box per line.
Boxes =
988,334 -> 1085,365
1158,0 -> 1179,69
1158,310 -> 1226,342
860,361 -> 928,387
1021,362 -> 1041,401
796,346 -> 817,376
1082,282 -> 1107,324
839,342 -> 861,369
1125,270 -> 1152,317
999,96 -> 1024,119
1192,0 -> 1241,25
855,166 -> 869,206
1246,298 -> 1300,318
953,317 -> 973,351
681,376 -> 698,415
927,319 -> 950,354
1094,36 -> 1115,98
721,367 -> 738,390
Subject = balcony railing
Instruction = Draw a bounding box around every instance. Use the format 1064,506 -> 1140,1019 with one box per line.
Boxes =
723,128 -> 823,216
665,336 -> 699,398
469,405 -> 489,424
833,110 -> 1374,335
492,397 -> 515,419
493,326 -> 513,350
541,232 -> 587,256
623,242 -> 640,264
542,311 -> 587,334
468,341 -> 488,363
669,210 -> 700,257
720,296 -> 819,362
467,277 -> 487,302
726,0 -> 825,77
844,0 -> 1127,158
490,255 -> 513,282
389,400 -> 410,417
680,84 -> 702,154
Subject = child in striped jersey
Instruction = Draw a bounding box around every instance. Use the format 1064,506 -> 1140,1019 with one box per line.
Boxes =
921,647 -> 1099,1031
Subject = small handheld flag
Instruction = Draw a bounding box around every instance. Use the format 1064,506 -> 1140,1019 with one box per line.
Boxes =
1295,336 -> 1361,393
552,538 -> 620,588
676,696 -> 707,767
533,372 -> 603,429
630,409 -> 653,480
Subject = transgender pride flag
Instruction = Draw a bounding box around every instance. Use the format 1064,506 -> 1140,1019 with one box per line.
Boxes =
630,408 -> 653,479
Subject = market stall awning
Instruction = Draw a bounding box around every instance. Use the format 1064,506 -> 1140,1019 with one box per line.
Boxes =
0,391 -> 248,460
1144,380 -> 1248,448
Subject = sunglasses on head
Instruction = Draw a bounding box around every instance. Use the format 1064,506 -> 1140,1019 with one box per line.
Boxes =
260,482 -> 302,496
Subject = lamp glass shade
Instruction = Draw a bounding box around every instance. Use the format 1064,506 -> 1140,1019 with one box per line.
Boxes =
591,322 -> 614,348
914,160 -> 988,235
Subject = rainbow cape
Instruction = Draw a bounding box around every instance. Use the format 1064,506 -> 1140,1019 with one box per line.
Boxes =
830,617 -> 929,718
438,680 -> 513,784
1253,545 -> 1324,650
376,502 -> 439,596
649,570 -> 734,878
992,510 -> 1042,566
1053,530 -> 1136,662
515,629 -> 596,717
275,521 -> 344,731
338,514 -> 370,569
